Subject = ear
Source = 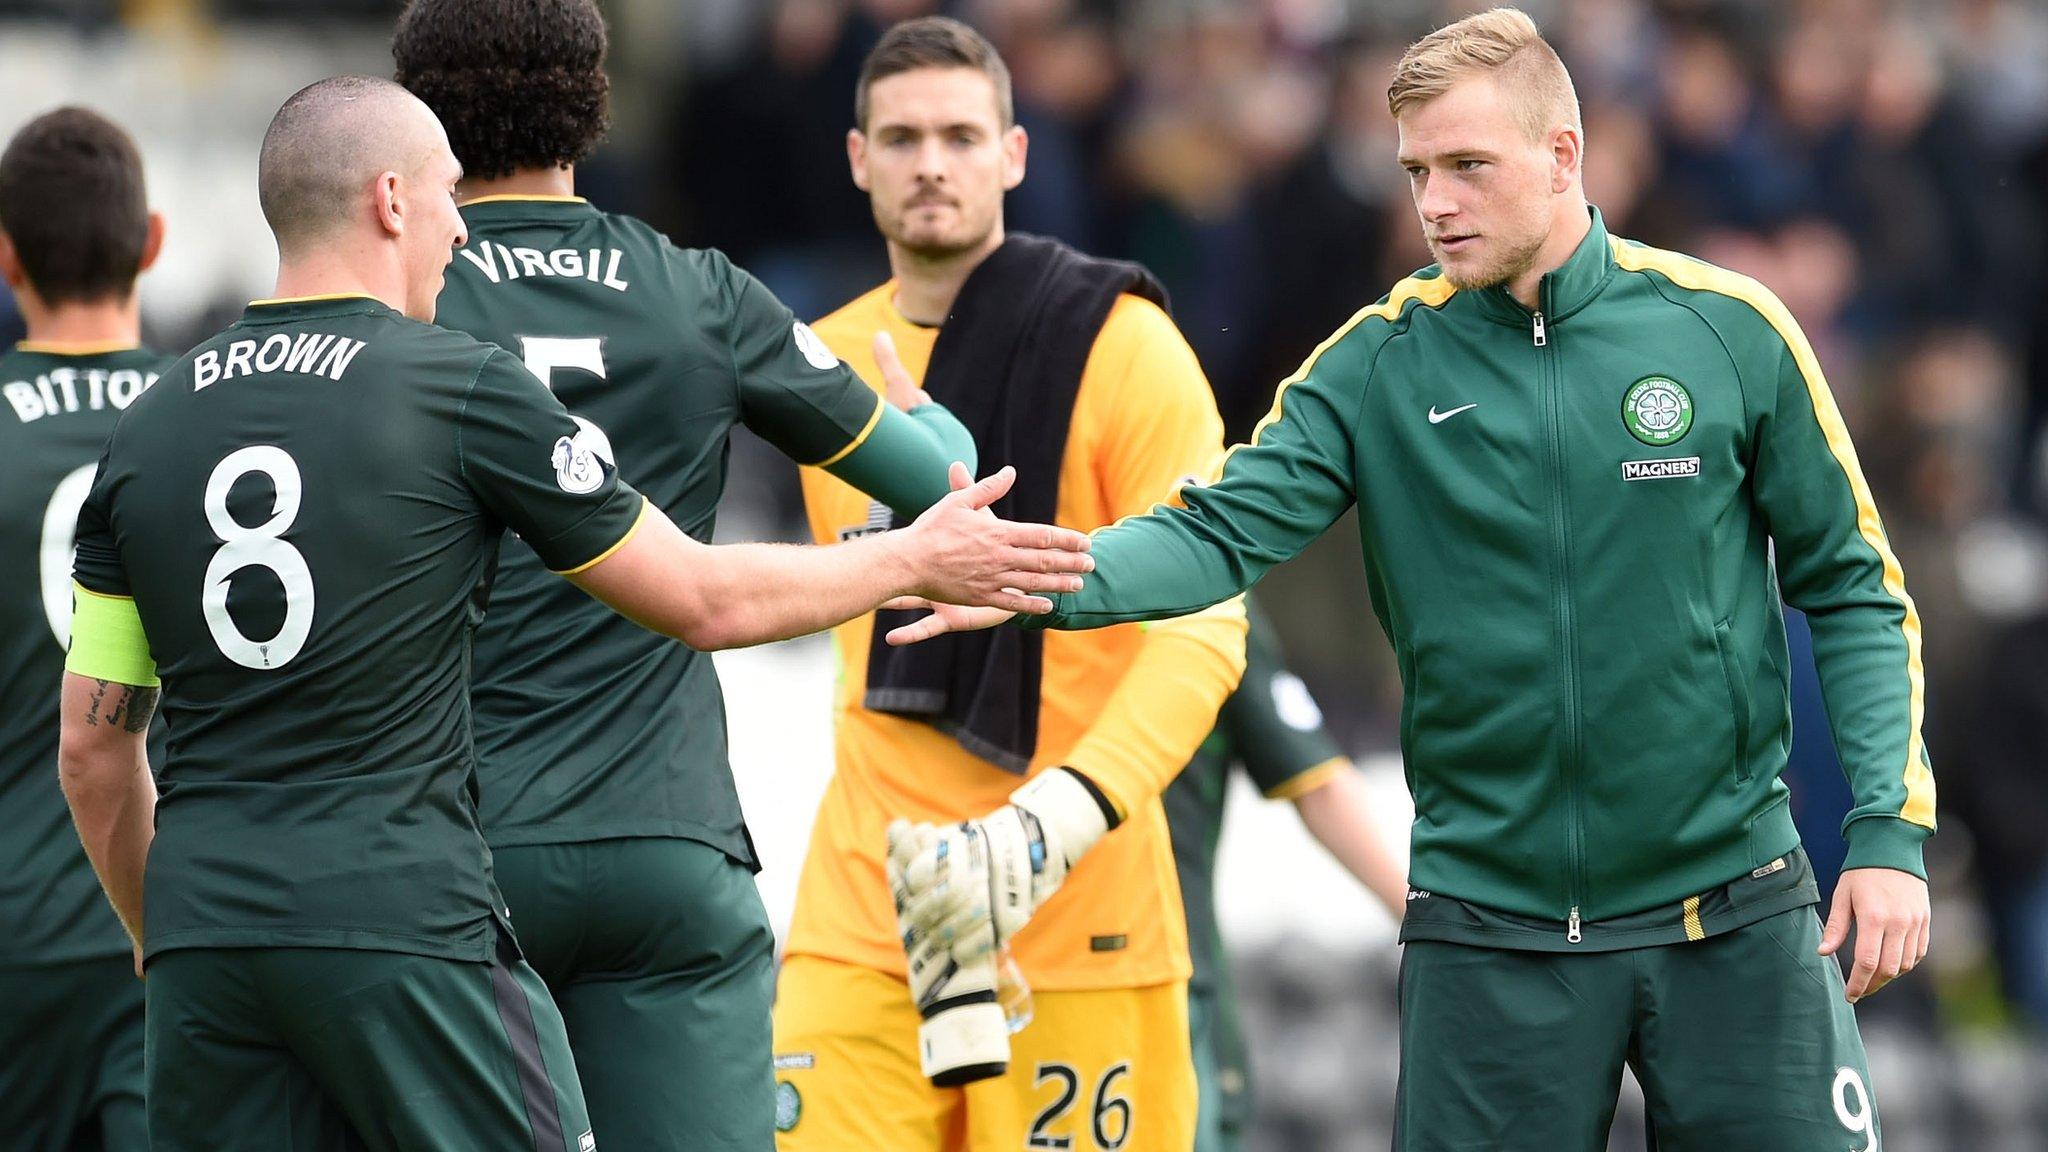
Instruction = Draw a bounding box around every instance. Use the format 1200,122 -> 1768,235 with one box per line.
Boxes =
137,211 -> 166,274
373,170 -> 405,239
1000,123 -> 1028,192
0,229 -> 22,291
1551,124 -> 1583,195
847,128 -> 870,193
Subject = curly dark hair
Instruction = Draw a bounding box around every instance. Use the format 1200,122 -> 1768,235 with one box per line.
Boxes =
392,0 -> 610,181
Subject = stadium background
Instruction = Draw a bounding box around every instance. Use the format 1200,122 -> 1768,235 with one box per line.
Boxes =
3,0 -> 2045,1146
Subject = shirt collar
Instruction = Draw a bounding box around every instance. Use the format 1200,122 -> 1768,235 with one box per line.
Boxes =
240,293 -> 390,323
458,194 -> 598,222
15,340 -> 141,355
1469,205 -> 1616,329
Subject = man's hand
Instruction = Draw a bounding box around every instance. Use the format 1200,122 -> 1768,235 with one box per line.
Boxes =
889,463 -> 1092,616
1819,867 -> 1931,1003
879,598 -> 1017,646
889,822 -> 1011,1085
873,331 -> 933,411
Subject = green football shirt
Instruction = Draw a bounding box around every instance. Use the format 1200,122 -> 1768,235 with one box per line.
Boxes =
435,196 -> 896,861
0,344 -> 169,967
70,295 -> 644,962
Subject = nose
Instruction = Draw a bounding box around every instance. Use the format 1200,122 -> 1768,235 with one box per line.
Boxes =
1415,173 -> 1458,224
913,136 -> 948,183
453,222 -> 469,249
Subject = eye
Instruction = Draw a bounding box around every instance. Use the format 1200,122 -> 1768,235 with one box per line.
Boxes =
1456,159 -> 1486,173
1403,165 -> 1426,179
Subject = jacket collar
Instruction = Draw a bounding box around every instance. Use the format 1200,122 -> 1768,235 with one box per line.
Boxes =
1468,205 -> 1615,329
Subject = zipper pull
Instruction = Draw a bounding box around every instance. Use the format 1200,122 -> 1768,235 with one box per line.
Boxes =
1567,906 -> 1582,944
1532,310 -> 1548,347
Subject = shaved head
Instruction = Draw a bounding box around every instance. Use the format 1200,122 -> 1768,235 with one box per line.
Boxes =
258,76 -> 451,257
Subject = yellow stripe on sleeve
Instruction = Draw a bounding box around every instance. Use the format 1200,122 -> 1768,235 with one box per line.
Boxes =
65,582 -> 159,686
1612,239 -> 1933,829
551,496 -> 651,576
1264,755 -> 1352,802
1231,274 -> 1459,462
1093,274 -> 1459,539
808,392 -> 887,469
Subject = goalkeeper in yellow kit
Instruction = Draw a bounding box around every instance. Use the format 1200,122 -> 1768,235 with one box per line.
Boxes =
771,17 -> 1247,1152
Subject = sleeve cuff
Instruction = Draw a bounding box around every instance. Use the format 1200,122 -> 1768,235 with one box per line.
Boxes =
809,392 -> 886,468
1013,593 -> 1069,630
1841,816 -> 1930,880
1264,756 -> 1351,802
547,493 -> 650,575
1056,765 -> 1124,829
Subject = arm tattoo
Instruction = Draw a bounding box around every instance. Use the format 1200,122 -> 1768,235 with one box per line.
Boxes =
84,679 -> 160,734
122,686 -> 160,734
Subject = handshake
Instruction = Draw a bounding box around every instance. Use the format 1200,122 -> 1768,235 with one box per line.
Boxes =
886,767 -> 1121,1085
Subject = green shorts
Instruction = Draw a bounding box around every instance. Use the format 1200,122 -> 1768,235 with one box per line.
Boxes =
1395,906 -> 1880,1151
145,928 -> 591,1152
0,955 -> 147,1150
493,836 -> 777,1152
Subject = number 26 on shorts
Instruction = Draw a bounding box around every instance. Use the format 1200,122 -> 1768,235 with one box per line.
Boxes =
1028,1061 -> 1132,1152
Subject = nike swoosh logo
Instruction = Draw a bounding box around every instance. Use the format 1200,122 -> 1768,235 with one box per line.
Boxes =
1428,403 -> 1478,424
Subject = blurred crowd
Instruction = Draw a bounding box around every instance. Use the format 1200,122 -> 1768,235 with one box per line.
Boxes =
2,0 -> 2046,1131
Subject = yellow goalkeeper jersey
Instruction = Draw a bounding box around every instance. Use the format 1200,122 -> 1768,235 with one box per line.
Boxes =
789,283 -> 1246,991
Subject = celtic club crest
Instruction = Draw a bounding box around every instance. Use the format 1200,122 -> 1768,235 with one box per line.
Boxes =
1622,376 -> 1694,446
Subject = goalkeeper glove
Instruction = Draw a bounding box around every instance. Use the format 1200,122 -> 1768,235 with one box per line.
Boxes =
890,821 -> 1010,1085
893,766 -> 1121,960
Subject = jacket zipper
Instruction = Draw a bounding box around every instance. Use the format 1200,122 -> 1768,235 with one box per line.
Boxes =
1534,297 -> 1584,944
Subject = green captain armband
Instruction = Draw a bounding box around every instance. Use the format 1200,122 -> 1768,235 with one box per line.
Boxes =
65,583 -> 159,686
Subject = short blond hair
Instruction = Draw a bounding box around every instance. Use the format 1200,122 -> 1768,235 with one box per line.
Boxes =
1387,8 -> 1580,141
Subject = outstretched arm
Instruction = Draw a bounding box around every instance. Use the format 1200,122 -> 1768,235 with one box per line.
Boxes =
568,463 -> 1092,651
883,315 -> 1376,646
456,350 -> 1088,653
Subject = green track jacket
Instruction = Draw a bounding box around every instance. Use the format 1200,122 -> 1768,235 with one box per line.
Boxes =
1033,208 -> 1934,934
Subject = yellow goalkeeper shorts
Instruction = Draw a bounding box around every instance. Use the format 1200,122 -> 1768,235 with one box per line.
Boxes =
772,954 -> 1194,1152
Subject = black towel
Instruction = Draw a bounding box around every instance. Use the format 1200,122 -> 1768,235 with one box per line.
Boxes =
864,233 -> 1169,772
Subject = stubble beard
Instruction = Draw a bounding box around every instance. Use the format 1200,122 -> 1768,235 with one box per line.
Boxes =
1434,224 -> 1549,292
888,203 -> 996,263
